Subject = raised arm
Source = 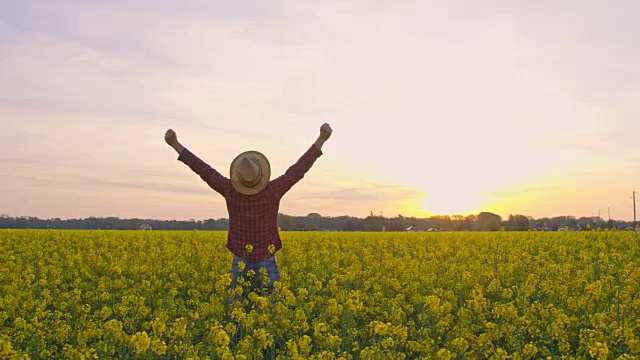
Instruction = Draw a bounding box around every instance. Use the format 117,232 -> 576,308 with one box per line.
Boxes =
271,123 -> 332,198
313,123 -> 332,151
165,129 -> 231,196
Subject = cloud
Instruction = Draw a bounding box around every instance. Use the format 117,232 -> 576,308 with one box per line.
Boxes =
281,180 -> 426,217
0,157 -> 82,169
1,163 -> 209,197
302,184 -> 424,201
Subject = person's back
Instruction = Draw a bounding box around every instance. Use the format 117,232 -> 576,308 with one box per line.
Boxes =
226,190 -> 281,261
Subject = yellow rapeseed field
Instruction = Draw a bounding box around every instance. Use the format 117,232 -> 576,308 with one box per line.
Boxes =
1,229 -> 639,359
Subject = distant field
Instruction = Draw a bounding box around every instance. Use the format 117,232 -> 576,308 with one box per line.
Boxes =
0,230 -> 638,359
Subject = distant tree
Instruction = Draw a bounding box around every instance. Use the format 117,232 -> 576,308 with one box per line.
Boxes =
462,214 -> 477,231
505,214 -> 531,231
1,212 -> 637,232
363,212 -> 385,231
474,212 -> 502,231
278,214 -> 295,231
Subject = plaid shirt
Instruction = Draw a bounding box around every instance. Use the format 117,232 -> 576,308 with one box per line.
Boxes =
178,145 -> 323,262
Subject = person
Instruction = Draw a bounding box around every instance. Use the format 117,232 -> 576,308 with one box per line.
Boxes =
164,124 -> 332,298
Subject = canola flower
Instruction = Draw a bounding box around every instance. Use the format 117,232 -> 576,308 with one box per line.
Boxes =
0,229 -> 639,358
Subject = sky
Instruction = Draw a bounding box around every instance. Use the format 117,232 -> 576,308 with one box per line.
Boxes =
1,0 -> 639,221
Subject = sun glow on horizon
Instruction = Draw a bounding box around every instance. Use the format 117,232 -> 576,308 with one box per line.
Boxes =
419,192 -> 484,217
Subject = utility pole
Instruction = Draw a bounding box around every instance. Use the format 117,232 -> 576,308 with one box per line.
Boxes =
634,191 -> 637,231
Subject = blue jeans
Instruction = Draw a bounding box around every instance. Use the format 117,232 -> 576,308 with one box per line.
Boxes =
230,255 -> 280,298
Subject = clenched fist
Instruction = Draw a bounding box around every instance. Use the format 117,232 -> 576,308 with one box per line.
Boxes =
319,123 -> 333,141
164,129 -> 178,147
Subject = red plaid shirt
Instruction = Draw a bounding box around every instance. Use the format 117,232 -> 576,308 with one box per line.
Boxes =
178,145 -> 323,262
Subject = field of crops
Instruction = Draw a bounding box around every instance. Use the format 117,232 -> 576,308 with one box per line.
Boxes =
1,230 -> 639,359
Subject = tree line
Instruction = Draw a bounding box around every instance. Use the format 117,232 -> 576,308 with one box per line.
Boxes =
0,212 -> 633,231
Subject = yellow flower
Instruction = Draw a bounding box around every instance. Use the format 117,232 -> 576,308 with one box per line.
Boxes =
451,337 -> 469,352
151,316 -> 166,336
436,348 -> 452,360
225,323 -> 237,336
170,318 -> 187,338
523,343 -> 538,358
151,339 -> 167,356
253,328 -> 273,349
589,341 -> 609,358
238,261 -> 246,272
130,331 -> 150,355
214,330 -> 230,347
381,337 -> 394,348
298,335 -> 312,357
245,244 -> 254,254
286,340 -> 299,356
268,244 -> 276,254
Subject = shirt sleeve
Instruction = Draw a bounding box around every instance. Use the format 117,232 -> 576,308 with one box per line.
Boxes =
271,145 -> 323,198
178,148 -> 231,196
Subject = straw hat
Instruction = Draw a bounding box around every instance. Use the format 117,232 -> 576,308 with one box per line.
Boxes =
230,150 -> 271,195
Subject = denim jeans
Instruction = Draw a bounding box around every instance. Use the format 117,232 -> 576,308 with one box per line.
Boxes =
230,254 -> 280,298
